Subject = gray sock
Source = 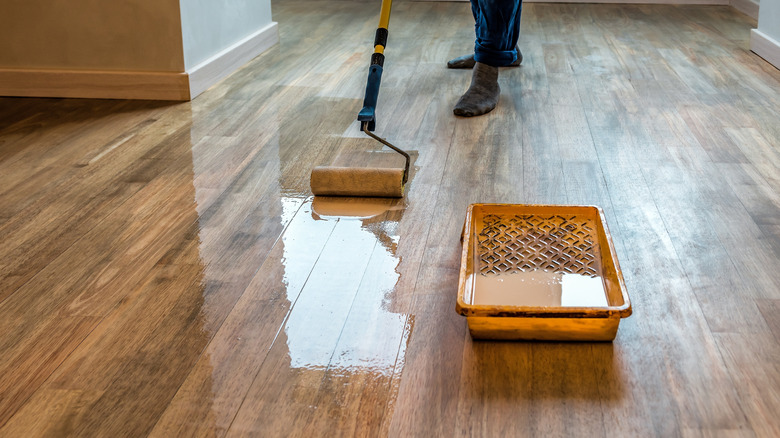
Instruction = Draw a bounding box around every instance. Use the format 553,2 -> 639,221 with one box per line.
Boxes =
453,62 -> 499,117
447,47 -> 523,69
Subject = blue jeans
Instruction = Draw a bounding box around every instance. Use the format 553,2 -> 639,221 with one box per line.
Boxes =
471,0 -> 523,67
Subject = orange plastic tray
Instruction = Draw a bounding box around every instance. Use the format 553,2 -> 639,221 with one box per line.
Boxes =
457,204 -> 631,341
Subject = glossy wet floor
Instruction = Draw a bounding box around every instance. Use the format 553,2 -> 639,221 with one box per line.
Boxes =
1,0 -> 780,437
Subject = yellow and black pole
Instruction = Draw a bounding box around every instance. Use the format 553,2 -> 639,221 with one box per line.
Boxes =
357,0 -> 393,133
309,0 -> 409,198
356,0 -> 409,185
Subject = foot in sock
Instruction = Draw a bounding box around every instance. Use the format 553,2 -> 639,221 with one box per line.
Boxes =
447,47 -> 523,69
453,62 -> 499,117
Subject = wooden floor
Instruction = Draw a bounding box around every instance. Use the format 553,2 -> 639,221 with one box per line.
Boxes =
1,1 -> 779,436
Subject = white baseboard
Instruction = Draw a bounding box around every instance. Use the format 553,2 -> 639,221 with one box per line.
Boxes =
0,69 -> 190,100
751,29 -> 780,70
187,22 -> 279,99
731,0 -> 759,19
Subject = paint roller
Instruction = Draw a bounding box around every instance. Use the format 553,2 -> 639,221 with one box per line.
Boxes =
310,0 -> 410,198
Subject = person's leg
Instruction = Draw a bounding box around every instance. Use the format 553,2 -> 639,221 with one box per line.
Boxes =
453,0 -> 522,117
448,0 -> 523,69
447,47 -> 522,69
453,62 -> 500,117
473,0 -> 522,67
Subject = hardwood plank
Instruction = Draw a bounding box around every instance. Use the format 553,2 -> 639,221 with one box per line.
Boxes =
598,160 -> 749,435
0,316 -> 101,430
226,217 -> 390,436
0,101 -> 170,220
640,163 -> 772,333
0,98 -> 287,433
727,127 -> 780,187
149,199 -> 331,437
0,143 -> 199,359
521,95 -> 567,204
0,160 -> 202,430
52,149 -> 289,436
0,106 -> 194,302
387,97 -> 505,436
0,389 -> 105,437
299,213 -> 409,437
757,299 -> 780,342
715,333 -> 780,437
46,263 -> 207,437
678,105 -> 750,163
388,294 -> 467,437
455,340 -> 619,436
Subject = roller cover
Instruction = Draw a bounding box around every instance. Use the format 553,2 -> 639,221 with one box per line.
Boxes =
310,166 -> 404,197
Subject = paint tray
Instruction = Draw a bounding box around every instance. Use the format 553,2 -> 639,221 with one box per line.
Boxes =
456,204 -> 631,341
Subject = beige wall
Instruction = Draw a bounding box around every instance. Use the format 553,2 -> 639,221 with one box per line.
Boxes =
0,0 -> 185,72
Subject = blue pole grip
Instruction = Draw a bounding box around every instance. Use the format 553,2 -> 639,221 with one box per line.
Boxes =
357,64 -> 383,131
